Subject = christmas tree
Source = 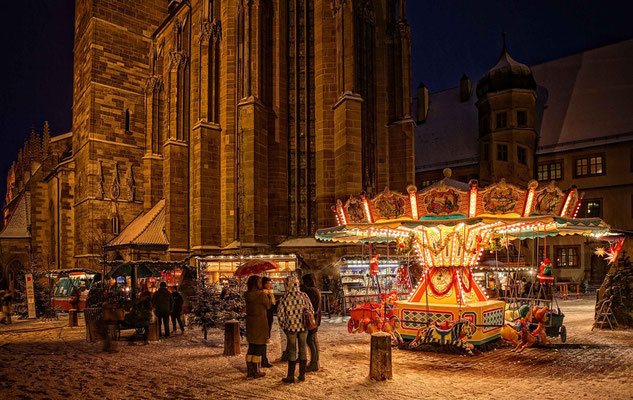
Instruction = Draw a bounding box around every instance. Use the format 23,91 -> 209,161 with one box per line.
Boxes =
191,279 -> 246,340
596,253 -> 633,328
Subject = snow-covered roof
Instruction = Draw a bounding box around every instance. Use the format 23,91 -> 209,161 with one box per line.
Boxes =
108,199 -> 168,247
415,38 -> 633,170
531,39 -> 633,152
0,192 -> 31,239
415,87 -> 479,172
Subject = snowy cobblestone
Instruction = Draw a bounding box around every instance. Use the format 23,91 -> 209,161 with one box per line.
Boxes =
1,298 -> 632,399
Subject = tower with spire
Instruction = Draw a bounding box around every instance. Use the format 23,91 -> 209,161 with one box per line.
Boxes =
476,33 -> 537,185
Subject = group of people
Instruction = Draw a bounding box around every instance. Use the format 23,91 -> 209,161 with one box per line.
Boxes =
123,282 -> 185,342
244,274 -> 321,383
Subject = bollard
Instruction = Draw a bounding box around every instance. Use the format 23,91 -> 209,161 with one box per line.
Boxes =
369,332 -> 392,381
224,320 -> 241,356
147,318 -> 160,341
68,309 -> 78,327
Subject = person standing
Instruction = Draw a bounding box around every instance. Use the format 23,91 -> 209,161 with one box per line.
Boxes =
171,287 -> 185,334
278,276 -> 314,383
244,275 -> 271,379
301,274 -> 321,372
151,282 -> 174,338
0,290 -> 12,324
260,277 -> 275,368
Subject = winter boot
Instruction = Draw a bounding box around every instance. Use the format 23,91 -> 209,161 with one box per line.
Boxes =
251,356 -> 266,379
281,361 -> 297,383
261,346 -> 273,368
306,360 -> 319,372
246,355 -> 254,378
298,359 -> 307,382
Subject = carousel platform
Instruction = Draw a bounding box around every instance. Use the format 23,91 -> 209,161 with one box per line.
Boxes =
395,299 -> 505,345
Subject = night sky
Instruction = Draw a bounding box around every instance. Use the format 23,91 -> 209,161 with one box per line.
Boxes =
1,1 -> 633,203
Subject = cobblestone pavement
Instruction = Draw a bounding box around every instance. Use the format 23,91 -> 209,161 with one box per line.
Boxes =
1,297 -> 632,400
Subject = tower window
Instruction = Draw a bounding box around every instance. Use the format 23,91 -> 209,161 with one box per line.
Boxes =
517,146 -> 527,165
517,111 -> 527,127
497,144 -> 508,162
483,143 -> 489,161
125,109 -> 130,133
496,112 -> 507,129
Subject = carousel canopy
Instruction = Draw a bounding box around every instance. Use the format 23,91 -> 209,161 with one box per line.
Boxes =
316,171 -> 610,268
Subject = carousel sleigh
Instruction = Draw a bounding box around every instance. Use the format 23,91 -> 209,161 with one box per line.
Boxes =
347,292 -> 403,344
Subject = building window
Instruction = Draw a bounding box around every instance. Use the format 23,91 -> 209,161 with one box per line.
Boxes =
112,215 -> 120,235
125,109 -> 130,133
575,155 -> 604,177
483,143 -> 489,161
578,199 -> 602,218
537,161 -> 562,181
517,146 -> 527,165
555,246 -> 579,268
497,144 -> 508,161
517,110 -> 527,127
496,112 -> 507,129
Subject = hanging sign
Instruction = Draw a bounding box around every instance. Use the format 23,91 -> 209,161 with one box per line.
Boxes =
25,273 -> 36,319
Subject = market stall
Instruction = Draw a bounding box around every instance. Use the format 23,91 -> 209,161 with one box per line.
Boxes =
50,269 -> 100,311
195,254 -> 299,292
316,170 -> 611,347
336,255 -> 412,309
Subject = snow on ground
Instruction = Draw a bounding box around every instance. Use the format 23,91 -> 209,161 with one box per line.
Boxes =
1,296 -> 633,400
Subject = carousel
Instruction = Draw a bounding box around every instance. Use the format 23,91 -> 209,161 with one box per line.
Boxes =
316,169 -> 611,347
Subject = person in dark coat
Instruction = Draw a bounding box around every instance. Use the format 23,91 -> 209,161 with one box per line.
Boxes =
171,286 -> 185,334
151,282 -> 174,337
301,274 -> 321,372
260,277 -> 275,368
124,291 -> 152,343
244,275 -> 272,379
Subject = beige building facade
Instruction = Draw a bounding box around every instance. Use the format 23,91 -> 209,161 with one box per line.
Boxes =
415,39 -> 633,283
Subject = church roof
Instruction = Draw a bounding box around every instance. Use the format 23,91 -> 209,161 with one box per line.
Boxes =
108,199 -> 168,247
0,192 -> 31,239
416,38 -> 633,171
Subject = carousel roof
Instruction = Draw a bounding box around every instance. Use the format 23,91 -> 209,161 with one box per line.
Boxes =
317,172 -> 610,244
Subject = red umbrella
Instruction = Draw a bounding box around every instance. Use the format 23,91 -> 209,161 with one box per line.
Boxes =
234,260 -> 278,277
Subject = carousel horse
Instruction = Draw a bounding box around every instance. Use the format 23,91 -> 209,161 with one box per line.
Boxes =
513,306 -> 553,353
409,319 -> 477,355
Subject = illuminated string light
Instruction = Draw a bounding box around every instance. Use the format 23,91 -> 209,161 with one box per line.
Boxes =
560,188 -> 576,217
469,183 -> 478,218
409,190 -> 419,220
523,188 -> 535,217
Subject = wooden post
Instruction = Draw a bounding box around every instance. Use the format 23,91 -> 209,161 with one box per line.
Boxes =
68,309 -> 78,327
369,332 -> 392,381
224,320 -> 241,356
147,318 -> 160,341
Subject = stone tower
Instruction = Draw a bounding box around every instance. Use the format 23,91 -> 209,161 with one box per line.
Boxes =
476,35 -> 537,186
72,1 -> 168,266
